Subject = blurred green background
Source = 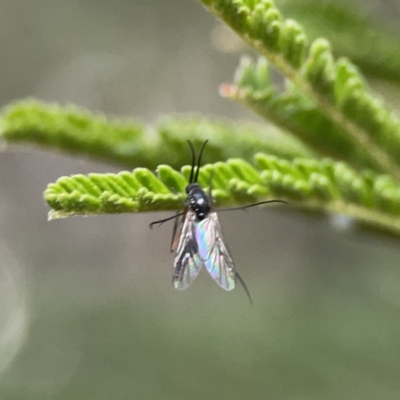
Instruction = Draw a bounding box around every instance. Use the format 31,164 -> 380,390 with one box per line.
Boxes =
1,1 -> 400,399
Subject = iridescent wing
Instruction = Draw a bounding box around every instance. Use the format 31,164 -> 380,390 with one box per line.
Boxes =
195,212 -> 236,291
172,210 -> 203,290
170,209 -> 187,253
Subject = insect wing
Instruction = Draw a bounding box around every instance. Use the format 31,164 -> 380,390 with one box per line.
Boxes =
170,209 -> 187,253
172,210 -> 203,290
195,212 -> 236,291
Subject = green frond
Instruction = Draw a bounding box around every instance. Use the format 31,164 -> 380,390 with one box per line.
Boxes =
0,99 -> 312,169
45,154 -> 400,238
276,0 -> 400,84
223,57 -> 379,171
200,0 -> 400,181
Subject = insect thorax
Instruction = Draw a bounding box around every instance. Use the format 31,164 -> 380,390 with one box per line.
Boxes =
186,183 -> 211,221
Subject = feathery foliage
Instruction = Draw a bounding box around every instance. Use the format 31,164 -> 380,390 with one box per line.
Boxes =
0,100 -> 311,169
2,1 -> 400,240
221,57 -> 379,171
276,0 -> 400,84
45,154 -> 400,238
200,0 -> 400,181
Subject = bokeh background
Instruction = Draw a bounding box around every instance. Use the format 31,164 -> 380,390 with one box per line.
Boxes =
1,1 -> 400,399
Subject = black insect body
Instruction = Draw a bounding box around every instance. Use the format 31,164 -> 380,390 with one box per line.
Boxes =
186,183 -> 211,221
150,140 -> 287,304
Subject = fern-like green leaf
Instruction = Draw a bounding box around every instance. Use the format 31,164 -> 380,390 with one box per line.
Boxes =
45,154 -> 400,238
222,57 -> 379,171
0,99 -> 312,169
200,0 -> 400,180
277,0 -> 400,84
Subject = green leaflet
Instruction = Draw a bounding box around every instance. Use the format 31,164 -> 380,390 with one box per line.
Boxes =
200,0 -> 400,181
0,99 -> 312,169
44,155 -> 400,238
276,0 -> 400,84
223,57 -> 379,171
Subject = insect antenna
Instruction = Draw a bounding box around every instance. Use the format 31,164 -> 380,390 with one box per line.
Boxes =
187,140 -> 196,184
236,272 -> 253,307
194,140 -> 209,183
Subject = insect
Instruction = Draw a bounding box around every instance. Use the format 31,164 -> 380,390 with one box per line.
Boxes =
150,140 -> 286,304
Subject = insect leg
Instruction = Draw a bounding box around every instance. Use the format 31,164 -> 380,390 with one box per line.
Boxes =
169,212 -> 180,252
149,211 -> 186,229
236,272 -> 253,307
217,199 -> 288,213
